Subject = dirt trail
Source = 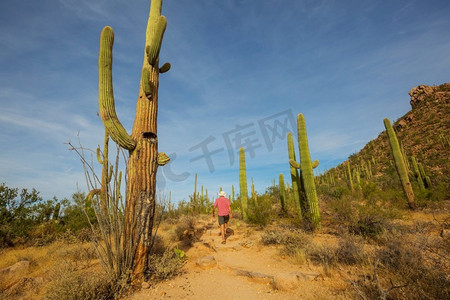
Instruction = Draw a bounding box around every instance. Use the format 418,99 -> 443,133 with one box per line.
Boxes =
127,219 -> 348,300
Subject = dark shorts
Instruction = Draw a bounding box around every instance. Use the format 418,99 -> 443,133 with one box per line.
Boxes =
218,215 -> 229,225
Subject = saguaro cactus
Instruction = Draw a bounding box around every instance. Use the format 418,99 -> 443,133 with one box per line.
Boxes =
383,118 -> 416,209
97,0 -> 171,278
239,147 -> 248,219
296,114 -> 321,228
279,173 -> 286,213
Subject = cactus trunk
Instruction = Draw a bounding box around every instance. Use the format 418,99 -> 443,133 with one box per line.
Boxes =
383,118 -> 416,209
297,114 -> 320,228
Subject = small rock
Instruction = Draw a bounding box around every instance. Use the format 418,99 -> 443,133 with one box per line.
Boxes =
195,256 -> 217,270
0,260 -> 31,275
141,281 -> 150,289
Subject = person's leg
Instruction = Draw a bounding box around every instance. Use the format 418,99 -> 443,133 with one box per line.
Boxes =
218,216 -> 226,242
220,224 -> 226,242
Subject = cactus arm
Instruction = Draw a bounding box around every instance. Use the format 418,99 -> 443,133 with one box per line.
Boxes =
384,118 -> 416,209
98,26 -> 136,151
141,67 -> 153,98
159,62 -> 171,73
289,159 -> 300,169
146,16 -> 167,66
157,152 -> 170,166
311,160 -> 319,169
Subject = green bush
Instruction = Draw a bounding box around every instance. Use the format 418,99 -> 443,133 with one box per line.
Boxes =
246,194 -> 273,227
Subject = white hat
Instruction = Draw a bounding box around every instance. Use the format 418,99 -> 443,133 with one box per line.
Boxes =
219,191 -> 226,197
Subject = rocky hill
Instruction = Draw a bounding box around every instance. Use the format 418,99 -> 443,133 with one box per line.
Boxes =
326,83 -> 450,201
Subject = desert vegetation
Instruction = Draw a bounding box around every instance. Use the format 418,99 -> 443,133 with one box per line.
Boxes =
0,0 -> 449,299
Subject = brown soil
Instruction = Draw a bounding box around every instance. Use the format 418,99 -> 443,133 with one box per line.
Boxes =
127,217 -> 350,300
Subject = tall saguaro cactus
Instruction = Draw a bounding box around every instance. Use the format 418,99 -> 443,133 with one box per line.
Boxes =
383,118 -> 416,209
296,114 -> 321,228
98,0 -> 171,279
239,147 -> 248,219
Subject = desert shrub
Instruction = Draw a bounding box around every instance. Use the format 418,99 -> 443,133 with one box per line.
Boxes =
261,227 -> 314,266
148,248 -> 185,280
261,228 -> 311,249
377,238 -> 422,271
335,237 -> 365,265
306,243 -> 337,267
44,268 -> 115,300
348,213 -> 387,238
174,216 -> 198,246
352,234 -> 450,300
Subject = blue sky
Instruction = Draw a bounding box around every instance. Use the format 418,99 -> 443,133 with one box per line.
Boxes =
1,0 -> 449,203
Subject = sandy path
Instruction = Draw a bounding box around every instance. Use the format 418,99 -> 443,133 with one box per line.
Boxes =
127,219 -> 348,299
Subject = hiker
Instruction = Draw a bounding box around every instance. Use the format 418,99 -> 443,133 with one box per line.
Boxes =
212,191 -> 232,244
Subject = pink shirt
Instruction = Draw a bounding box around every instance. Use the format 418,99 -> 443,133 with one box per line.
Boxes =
214,197 -> 231,216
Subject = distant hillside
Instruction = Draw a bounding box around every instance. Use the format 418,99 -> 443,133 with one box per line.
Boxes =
323,83 -> 450,201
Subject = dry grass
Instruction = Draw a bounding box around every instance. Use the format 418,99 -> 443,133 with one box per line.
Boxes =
0,240 -> 104,299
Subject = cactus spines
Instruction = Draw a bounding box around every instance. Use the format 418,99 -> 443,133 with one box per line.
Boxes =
97,0 -> 170,278
297,113 -> 320,228
384,118 -> 416,209
239,147 -> 248,220
279,173 -> 286,213
287,132 -> 302,220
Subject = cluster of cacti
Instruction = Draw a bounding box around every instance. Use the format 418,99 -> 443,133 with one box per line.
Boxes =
96,0 -> 171,278
384,118 -> 416,209
288,114 -> 321,228
239,147 -> 249,220
346,162 -> 354,192
188,174 -> 213,214
410,156 -> 431,191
